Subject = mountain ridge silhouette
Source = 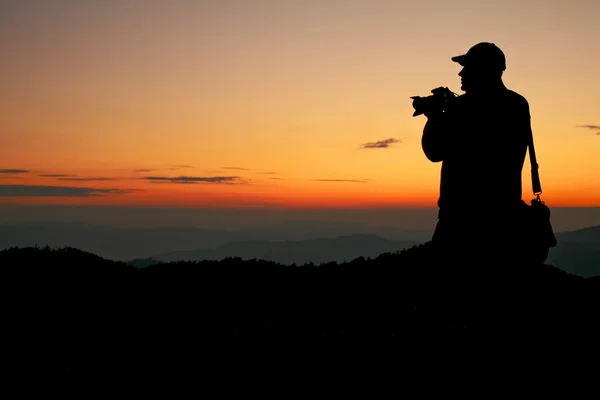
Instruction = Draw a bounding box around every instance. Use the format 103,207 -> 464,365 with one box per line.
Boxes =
0,243 -> 596,369
2,222 -> 600,276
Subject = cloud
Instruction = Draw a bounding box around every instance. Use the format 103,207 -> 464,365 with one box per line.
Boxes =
58,177 -> 118,181
223,167 -> 250,171
0,169 -> 29,174
39,174 -> 77,177
577,125 -> 600,135
133,169 -> 156,173
144,175 -> 244,184
360,138 -> 401,149
0,184 -> 139,197
311,179 -> 368,183
269,177 -> 284,180
259,171 -> 277,175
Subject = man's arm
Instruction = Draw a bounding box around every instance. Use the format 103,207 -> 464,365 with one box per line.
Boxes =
421,112 -> 450,162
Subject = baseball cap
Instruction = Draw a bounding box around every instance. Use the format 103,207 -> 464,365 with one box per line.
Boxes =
451,42 -> 506,71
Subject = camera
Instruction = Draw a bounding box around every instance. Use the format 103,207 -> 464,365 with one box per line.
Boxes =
411,87 -> 457,117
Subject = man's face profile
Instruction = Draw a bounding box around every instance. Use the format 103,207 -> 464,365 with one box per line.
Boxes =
458,66 -> 470,92
458,64 -> 499,93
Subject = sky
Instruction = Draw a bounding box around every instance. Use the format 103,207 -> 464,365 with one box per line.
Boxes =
1,0 -> 600,227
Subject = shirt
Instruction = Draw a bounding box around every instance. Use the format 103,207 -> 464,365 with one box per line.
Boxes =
422,84 -> 531,218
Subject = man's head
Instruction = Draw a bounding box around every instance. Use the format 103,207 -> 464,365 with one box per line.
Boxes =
452,42 -> 506,92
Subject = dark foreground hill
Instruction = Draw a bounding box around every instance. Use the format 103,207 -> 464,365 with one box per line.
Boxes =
0,244 -> 598,371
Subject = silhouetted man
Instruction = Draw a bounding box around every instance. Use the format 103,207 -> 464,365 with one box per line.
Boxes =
422,42 -> 532,275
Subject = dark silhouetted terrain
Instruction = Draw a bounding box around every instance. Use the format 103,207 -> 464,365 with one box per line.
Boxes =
4,222 -> 600,278
0,243 -> 598,371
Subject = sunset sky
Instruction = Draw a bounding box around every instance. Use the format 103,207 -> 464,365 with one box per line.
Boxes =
1,0 -> 600,210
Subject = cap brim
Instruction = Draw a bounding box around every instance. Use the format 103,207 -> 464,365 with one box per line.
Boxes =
451,54 -> 468,66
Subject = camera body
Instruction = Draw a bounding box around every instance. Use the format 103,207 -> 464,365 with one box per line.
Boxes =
411,87 -> 457,117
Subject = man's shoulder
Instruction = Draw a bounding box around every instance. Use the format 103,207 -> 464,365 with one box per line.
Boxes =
503,89 -> 530,109
452,89 -> 530,115
455,89 -> 528,103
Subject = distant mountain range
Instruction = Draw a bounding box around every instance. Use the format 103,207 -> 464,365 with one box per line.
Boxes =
1,222 -> 599,277
154,234 -> 419,266
0,222 -> 245,261
0,221 -> 431,260
548,225 -> 600,278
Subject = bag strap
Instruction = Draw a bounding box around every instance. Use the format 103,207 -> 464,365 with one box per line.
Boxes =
528,127 -> 542,198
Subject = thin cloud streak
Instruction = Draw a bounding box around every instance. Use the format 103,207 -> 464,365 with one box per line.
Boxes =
143,175 -> 244,184
0,169 -> 30,174
360,138 -> 401,149
577,124 -> 600,134
0,184 -> 140,197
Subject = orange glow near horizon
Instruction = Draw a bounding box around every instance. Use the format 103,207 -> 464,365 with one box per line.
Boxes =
1,1 -> 600,209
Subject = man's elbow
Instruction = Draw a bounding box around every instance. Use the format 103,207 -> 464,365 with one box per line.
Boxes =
422,123 -> 446,162
421,139 -> 443,162
424,151 -> 443,163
